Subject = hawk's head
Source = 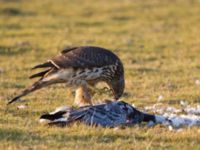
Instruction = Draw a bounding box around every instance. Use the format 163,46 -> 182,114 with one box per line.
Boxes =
109,75 -> 125,100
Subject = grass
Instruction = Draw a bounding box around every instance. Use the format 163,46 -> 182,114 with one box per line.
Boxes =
0,0 -> 200,149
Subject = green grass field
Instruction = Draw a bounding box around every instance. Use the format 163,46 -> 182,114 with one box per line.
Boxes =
0,0 -> 200,149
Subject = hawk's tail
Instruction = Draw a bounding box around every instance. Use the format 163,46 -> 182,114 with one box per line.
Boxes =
8,62 -> 60,105
7,79 -> 53,105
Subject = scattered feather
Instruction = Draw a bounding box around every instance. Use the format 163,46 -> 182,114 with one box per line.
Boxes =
157,95 -> 164,102
145,102 -> 200,128
195,79 -> 200,85
17,105 -> 27,109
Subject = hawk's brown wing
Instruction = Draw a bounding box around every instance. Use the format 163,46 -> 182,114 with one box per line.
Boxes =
31,46 -> 123,79
50,46 -> 121,69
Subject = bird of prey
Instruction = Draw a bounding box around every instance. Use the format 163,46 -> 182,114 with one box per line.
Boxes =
8,46 -> 125,106
40,101 -> 164,127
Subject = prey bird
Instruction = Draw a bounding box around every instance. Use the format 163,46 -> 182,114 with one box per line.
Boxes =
8,46 -> 124,106
40,101 -> 164,127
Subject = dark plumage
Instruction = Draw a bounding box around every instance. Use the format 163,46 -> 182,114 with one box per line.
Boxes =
8,46 -> 124,106
40,101 -> 158,127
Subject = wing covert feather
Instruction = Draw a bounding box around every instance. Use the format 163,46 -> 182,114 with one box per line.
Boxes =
50,46 -> 121,69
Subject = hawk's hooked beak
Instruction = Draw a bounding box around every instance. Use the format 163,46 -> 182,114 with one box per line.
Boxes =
109,76 -> 125,101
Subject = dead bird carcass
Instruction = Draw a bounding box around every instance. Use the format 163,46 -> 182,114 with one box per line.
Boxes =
40,101 -> 164,127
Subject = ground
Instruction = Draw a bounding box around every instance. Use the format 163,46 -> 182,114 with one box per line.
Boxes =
0,0 -> 200,149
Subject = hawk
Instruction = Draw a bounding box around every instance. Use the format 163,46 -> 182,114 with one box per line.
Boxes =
8,46 -> 125,106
